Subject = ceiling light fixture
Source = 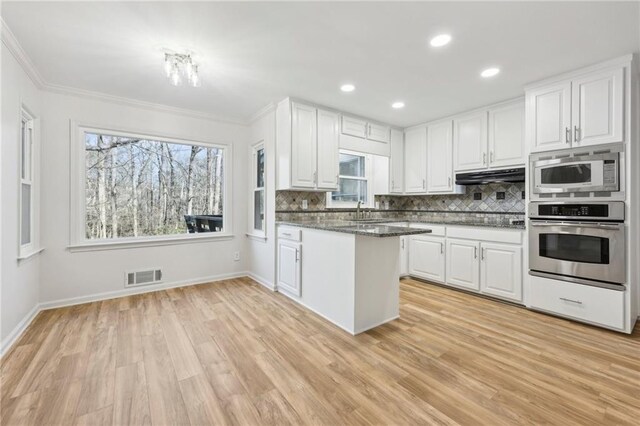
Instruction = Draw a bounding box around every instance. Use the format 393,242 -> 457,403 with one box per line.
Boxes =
340,84 -> 355,92
164,53 -> 201,87
481,67 -> 500,78
430,34 -> 452,47
392,101 -> 405,109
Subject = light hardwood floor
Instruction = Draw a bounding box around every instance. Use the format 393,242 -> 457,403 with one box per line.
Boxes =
1,277 -> 639,425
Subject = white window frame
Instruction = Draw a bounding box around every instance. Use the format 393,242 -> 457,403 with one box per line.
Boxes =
248,142 -> 266,239
326,149 -> 374,209
69,123 -> 233,252
18,107 -> 41,260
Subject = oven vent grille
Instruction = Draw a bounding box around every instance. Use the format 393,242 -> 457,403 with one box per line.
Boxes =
126,268 -> 162,287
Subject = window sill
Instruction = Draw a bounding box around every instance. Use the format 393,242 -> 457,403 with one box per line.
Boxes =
246,233 -> 267,242
68,233 -> 235,253
18,247 -> 44,261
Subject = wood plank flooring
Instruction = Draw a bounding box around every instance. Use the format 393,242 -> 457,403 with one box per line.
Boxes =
2,277 -> 639,425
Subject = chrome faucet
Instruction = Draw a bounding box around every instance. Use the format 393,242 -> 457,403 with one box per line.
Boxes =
356,200 -> 362,220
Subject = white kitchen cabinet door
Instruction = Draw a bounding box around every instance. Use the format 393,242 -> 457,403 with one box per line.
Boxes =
399,236 -> 409,277
427,120 -> 454,192
480,243 -> 522,302
409,235 -> 445,283
367,122 -> 391,143
278,240 -> 301,296
454,111 -> 488,171
527,82 -> 572,153
291,102 -> 317,188
446,239 -> 480,291
488,101 -> 525,168
404,127 -> 427,193
341,115 -> 367,139
572,67 -> 624,147
316,108 -> 340,190
389,129 -> 404,193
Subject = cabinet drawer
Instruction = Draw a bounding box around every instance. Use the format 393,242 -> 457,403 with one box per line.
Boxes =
447,226 -> 522,244
278,226 -> 302,241
408,223 -> 445,237
529,275 -> 625,330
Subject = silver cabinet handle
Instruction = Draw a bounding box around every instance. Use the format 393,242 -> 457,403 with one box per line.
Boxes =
574,126 -> 580,143
559,297 -> 582,305
481,247 -> 485,261
474,246 -> 477,259
440,242 -> 444,254
490,151 -> 494,163
401,239 -> 405,249
282,232 -> 292,237
313,171 -> 317,185
422,179 -> 426,189
483,152 -> 487,165
295,249 -> 300,262
565,127 -> 571,144
448,177 -> 452,187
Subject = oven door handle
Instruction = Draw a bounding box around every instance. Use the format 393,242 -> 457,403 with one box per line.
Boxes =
529,221 -> 621,230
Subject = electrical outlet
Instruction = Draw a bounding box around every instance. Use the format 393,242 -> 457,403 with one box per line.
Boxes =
302,199 -> 308,210
233,252 -> 240,261
474,192 -> 482,200
496,192 -> 506,200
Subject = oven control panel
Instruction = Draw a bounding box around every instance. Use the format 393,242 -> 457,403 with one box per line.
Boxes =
529,201 -> 625,221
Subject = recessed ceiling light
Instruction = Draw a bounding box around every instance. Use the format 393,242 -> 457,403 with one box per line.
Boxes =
430,34 -> 452,47
340,84 -> 355,92
392,101 -> 405,109
481,67 -> 500,78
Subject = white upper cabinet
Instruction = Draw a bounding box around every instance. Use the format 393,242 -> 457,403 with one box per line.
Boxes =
341,115 -> 390,144
427,120 -> 455,193
291,102 -> 317,188
480,242 -> 522,302
367,122 -> 391,143
527,60 -> 627,153
277,99 -> 339,191
341,115 -> 367,139
572,67 -> 624,147
404,127 -> 427,193
454,111 -> 488,172
316,108 -> 340,189
389,129 -> 404,193
527,82 -> 572,153
488,101 -> 526,167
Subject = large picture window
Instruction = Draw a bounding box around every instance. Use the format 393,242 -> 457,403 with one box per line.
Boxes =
327,150 -> 373,208
73,126 -> 230,247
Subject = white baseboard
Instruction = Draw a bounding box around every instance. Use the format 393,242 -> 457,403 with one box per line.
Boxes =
246,272 -> 275,291
39,271 -> 248,310
1,304 -> 40,358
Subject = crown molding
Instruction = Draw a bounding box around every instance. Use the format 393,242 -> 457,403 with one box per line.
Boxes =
1,17 -> 46,88
248,102 -> 276,124
43,82 -> 249,126
1,18 -> 250,126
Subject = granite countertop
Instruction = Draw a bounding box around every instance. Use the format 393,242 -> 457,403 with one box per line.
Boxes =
276,220 -> 433,237
277,218 -> 526,231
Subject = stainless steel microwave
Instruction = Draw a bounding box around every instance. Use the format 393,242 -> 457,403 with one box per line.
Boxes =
532,152 -> 619,194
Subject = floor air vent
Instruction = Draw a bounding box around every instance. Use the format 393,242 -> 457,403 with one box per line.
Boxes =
126,268 -> 162,287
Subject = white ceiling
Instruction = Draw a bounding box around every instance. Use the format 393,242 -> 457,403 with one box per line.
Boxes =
3,1 -> 639,127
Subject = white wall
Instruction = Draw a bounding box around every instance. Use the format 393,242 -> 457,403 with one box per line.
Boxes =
246,108 -> 276,288
38,91 -> 251,305
1,42 -> 42,349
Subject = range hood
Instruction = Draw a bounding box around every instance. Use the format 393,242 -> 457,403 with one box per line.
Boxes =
455,168 -> 525,185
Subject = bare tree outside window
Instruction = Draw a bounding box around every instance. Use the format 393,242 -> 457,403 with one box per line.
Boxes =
85,133 -> 224,239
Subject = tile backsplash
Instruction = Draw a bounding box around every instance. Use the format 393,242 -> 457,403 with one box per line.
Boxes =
276,182 -> 525,213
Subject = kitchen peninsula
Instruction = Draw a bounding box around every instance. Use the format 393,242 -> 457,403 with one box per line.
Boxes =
276,221 -> 431,334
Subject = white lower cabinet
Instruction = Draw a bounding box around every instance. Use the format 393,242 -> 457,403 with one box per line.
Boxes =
480,243 -> 522,302
399,236 -> 409,277
446,238 -> 480,291
409,235 -> 445,283
277,240 -> 301,296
